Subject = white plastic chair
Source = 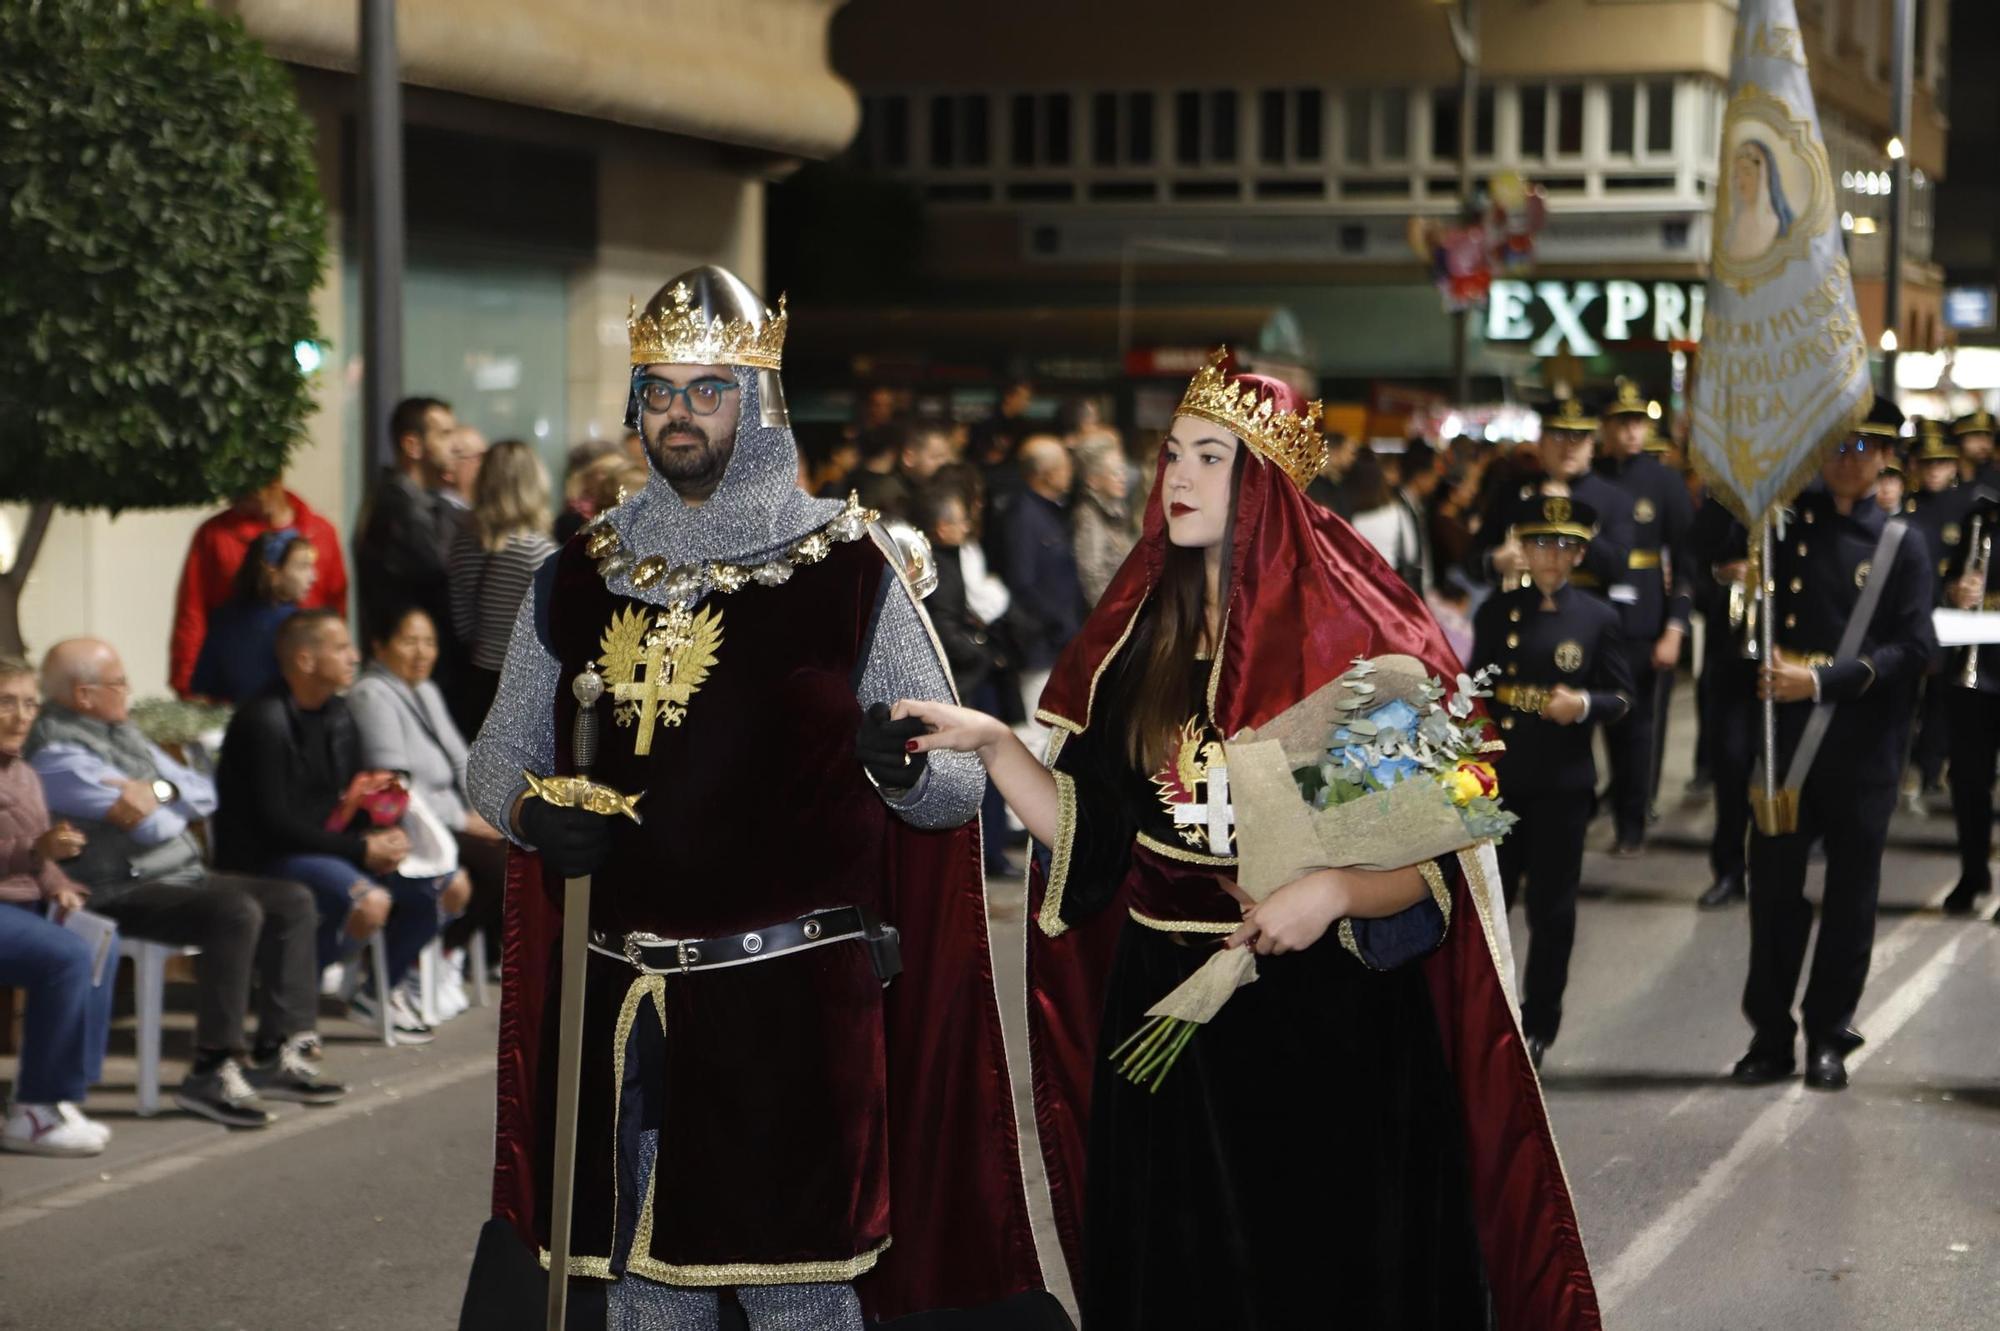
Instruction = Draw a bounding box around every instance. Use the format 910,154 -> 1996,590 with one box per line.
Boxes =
414,929 -> 491,1024
122,937 -> 200,1117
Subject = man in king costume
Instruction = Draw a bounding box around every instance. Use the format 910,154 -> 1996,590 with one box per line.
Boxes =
458,266 -> 1051,1329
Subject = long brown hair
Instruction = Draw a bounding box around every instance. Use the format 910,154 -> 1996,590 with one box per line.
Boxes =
473,440 -> 553,551
1117,448 -> 1245,774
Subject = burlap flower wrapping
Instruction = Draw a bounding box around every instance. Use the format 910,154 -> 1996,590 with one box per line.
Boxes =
1136,654 -> 1481,1030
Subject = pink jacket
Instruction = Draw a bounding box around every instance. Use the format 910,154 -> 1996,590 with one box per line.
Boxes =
0,754 -> 78,904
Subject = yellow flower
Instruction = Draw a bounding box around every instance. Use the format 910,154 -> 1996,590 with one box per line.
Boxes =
1443,768 -> 1484,806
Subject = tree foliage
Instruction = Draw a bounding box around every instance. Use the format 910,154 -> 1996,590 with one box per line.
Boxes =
0,0 -> 326,513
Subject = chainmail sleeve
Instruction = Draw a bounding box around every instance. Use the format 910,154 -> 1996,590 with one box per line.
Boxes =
466,555 -> 561,847
854,557 -> 986,831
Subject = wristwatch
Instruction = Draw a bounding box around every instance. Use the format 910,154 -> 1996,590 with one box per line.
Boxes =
150,777 -> 178,805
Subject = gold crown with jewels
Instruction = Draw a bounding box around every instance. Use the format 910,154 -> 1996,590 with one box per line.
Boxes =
628,281 -> 787,370
1174,348 -> 1330,492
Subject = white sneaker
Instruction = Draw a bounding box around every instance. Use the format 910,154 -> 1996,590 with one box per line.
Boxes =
390,985 -> 438,1041
319,962 -> 346,997
350,987 -> 436,1043
435,966 -> 471,1021
2,1102 -> 109,1157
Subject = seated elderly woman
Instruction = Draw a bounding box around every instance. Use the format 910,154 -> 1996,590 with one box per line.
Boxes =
346,605 -> 504,1017
0,655 -> 114,1156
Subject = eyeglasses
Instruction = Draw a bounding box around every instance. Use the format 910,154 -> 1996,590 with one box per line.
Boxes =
83,677 -> 131,693
1526,535 -> 1585,551
636,377 -> 737,416
0,696 -> 40,718
1835,437 -> 1876,456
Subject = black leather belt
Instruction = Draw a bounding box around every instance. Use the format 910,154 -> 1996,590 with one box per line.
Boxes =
588,906 -> 898,980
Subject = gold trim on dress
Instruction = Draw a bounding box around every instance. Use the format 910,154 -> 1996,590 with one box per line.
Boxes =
1036,771 -> 1080,938
1036,599 -> 1148,735
1419,859 -> 1453,931
1134,831 -> 1239,867
628,1239 -> 892,1288
1128,908 -> 1238,935
1336,917 -> 1363,963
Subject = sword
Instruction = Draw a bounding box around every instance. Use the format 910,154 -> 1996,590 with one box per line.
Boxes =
537,668 -> 640,1331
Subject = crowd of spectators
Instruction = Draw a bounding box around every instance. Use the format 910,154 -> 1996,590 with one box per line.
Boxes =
1,396 -> 555,1149
5,379 -> 1511,1149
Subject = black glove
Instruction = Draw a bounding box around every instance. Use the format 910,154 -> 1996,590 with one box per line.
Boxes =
517,796 -> 615,879
857,702 -> 928,795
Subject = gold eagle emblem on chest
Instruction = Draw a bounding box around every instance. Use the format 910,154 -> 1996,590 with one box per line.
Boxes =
1554,640 -> 1584,672
597,602 -> 725,755
1153,715 -> 1230,854
1633,497 -> 1656,525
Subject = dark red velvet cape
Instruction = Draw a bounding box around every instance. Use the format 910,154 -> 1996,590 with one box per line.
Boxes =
1024,404 -> 1603,1330
489,681 -> 1044,1317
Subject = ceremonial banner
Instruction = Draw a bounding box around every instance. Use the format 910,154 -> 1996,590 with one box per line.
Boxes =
1689,0 -> 1872,524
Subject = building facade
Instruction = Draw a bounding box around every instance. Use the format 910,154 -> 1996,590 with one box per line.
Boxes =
6,0 -> 856,696
806,0 -> 1951,430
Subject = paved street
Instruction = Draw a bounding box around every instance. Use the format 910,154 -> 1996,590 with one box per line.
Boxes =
3,687 -> 1997,1329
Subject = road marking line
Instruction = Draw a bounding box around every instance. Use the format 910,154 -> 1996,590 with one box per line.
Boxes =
0,1052 -> 491,1231
1598,925 -> 1981,1311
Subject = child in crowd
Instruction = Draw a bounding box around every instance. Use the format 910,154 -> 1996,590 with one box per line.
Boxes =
189,529 -> 319,703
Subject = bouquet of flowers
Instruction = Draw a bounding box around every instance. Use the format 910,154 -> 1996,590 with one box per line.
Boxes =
1112,655 -> 1514,1090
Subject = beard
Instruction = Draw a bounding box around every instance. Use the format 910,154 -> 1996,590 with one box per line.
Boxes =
645,417 -> 736,499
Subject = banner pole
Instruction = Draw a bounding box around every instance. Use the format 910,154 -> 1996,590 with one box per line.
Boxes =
1759,513 -> 1778,812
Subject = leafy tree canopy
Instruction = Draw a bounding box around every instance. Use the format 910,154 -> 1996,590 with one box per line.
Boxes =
0,0 -> 326,513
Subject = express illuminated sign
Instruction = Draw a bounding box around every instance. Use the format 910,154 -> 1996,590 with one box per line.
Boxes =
1485,280 -> 1707,356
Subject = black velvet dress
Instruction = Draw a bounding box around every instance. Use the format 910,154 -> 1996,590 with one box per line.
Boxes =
1050,658 -> 1491,1330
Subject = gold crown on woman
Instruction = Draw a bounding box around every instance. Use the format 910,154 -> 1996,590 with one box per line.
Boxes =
1175,348 -> 1330,491
628,266 -> 787,369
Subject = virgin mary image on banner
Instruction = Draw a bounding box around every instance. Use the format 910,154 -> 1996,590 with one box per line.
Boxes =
1722,138 -> 1796,262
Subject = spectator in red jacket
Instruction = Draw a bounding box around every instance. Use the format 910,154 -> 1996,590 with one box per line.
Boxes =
170,479 -> 349,699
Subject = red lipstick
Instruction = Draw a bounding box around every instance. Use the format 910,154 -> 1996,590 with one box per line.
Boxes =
1169,502 -> 1195,517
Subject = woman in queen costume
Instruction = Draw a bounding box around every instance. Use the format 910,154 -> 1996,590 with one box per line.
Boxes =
898,350 -> 1601,1330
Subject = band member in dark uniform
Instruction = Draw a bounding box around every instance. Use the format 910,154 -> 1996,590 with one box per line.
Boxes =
1955,409 -> 1998,489
1900,419 -> 1969,811
1689,498 -> 1755,908
1733,404 -> 1937,1092
1594,382 -> 1694,855
1938,481 -> 2000,917
1473,493 -> 1634,1069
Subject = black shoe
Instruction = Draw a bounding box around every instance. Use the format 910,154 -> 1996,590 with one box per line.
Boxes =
1942,880 -> 1986,916
1525,1036 -> 1550,1071
1698,874 -> 1746,909
1731,1042 -> 1795,1084
173,1059 -> 276,1129
1804,1044 -> 1850,1091
247,1037 -> 349,1106
1610,838 -> 1645,859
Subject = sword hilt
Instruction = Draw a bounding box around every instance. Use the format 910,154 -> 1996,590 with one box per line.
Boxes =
571,669 -> 603,774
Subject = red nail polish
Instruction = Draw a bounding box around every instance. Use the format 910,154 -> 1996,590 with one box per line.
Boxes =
904,740 -> 920,752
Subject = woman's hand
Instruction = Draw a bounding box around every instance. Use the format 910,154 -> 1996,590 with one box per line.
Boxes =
1225,869 -> 1348,957
51,886 -> 87,917
35,821 -> 85,862
891,699 -> 1011,762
